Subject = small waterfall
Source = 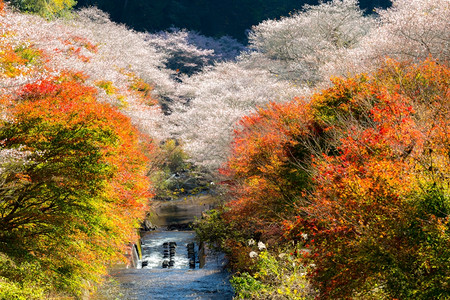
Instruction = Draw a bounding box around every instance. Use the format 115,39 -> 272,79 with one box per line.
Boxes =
102,194 -> 233,299
110,230 -> 234,299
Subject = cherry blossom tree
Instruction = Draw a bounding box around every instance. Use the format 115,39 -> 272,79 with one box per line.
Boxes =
245,0 -> 373,83
146,27 -> 245,76
167,0 -> 373,169
168,62 -> 309,169
367,0 -> 449,62
327,0 -> 450,79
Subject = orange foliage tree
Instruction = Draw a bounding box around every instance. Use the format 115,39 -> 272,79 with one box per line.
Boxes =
302,59 -> 450,298
221,99 -> 314,242
218,59 -> 449,298
0,73 -> 153,296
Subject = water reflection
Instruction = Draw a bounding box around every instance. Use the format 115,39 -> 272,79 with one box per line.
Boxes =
149,195 -> 215,227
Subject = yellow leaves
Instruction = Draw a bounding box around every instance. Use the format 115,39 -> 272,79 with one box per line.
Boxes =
125,72 -> 158,107
14,45 -> 41,65
11,0 -> 76,18
95,80 -> 117,95
247,176 -> 263,187
116,95 -> 128,108
48,0 -> 76,15
0,44 -> 42,78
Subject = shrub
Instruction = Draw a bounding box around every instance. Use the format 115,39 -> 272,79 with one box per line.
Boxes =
8,0 -> 76,18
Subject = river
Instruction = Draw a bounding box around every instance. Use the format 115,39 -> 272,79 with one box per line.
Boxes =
93,195 -> 234,299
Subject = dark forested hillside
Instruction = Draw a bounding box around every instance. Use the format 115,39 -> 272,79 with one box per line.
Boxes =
75,0 -> 391,41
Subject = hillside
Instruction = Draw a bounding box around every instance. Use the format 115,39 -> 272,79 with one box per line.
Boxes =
0,0 -> 448,298
75,0 -> 392,41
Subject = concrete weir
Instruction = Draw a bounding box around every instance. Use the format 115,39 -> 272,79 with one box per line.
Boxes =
113,230 -> 233,299
108,194 -> 233,299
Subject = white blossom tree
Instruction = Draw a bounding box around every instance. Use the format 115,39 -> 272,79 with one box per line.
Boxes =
145,28 -> 245,76
1,6 -> 173,103
168,62 -> 309,170
1,3 -> 248,166
166,0 -> 373,169
365,0 -> 449,62
245,0 -> 373,83
3,0 -> 447,175
325,0 -> 450,78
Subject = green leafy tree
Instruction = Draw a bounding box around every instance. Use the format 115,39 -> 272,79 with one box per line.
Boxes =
0,73 -> 152,297
9,0 -> 76,18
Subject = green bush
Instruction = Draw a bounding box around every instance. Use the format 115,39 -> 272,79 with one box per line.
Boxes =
194,208 -> 237,252
231,272 -> 267,299
230,245 -> 315,299
0,254 -> 46,300
9,0 -> 76,19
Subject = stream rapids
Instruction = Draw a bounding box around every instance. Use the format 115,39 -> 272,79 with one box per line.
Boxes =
99,195 -> 234,299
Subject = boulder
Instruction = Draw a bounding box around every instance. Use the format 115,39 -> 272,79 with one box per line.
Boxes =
141,219 -> 157,231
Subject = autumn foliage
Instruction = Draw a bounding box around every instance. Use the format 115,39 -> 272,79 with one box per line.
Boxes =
1,0 -> 449,298
0,73 -> 153,297
220,98 -> 314,242
213,59 -> 449,298
0,4 -> 161,298
303,60 -> 449,298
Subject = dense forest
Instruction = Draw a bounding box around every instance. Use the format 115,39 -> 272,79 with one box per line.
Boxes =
0,0 -> 449,299
75,0 -> 391,41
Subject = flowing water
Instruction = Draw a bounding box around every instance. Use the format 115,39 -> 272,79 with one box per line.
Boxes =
100,195 -> 234,299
